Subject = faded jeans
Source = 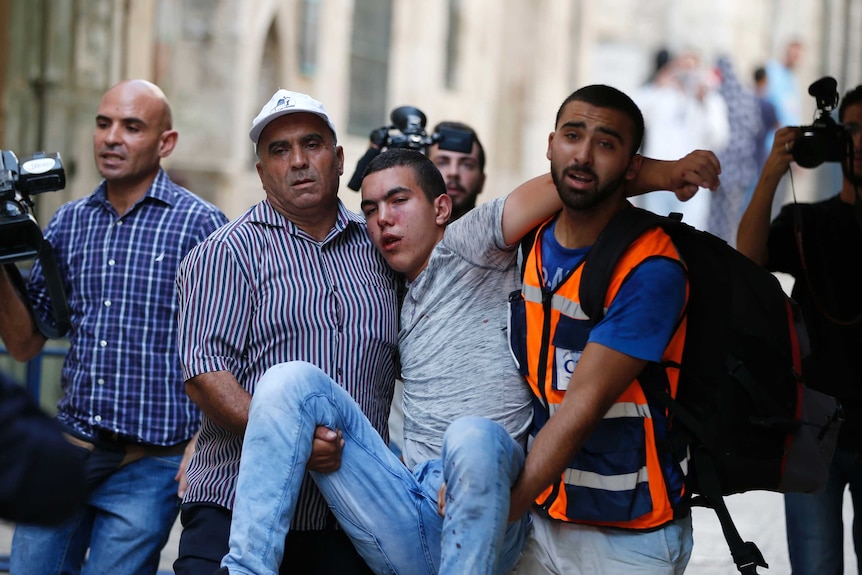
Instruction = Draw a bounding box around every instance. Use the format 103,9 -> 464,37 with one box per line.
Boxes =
785,447 -> 862,574
10,453 -> 181,575
223,361 -> 530,575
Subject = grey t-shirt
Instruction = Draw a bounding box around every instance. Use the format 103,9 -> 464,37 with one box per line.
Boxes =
399,197 -> 533,470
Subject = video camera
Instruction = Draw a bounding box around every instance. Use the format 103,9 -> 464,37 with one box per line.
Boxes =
1,150 -> 66,264
792,76 -> 852,169
370,106 -> 474,154
1,149 -> 71,337
347,106 -> 475,191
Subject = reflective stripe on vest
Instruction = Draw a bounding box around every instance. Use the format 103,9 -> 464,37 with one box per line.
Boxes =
519,221 -> 688,530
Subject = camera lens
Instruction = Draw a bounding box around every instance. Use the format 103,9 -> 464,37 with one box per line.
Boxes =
792,132 -> 826,168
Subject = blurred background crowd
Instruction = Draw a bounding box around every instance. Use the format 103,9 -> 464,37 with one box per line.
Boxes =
1,0 -> 860,232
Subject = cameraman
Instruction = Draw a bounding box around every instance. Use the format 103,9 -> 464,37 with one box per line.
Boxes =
737,85 -> 862,575
348,118 -> 486,222
427,121 -> 486,221
0,79 -> 228,575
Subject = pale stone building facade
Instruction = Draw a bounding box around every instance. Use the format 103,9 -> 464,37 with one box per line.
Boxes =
1,0 -> 861,222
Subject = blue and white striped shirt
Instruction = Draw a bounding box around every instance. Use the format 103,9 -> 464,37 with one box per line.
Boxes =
177,199 -> 400,529
26,169 -> 228,446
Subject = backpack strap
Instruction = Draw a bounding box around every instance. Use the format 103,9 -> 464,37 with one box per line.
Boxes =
692,446 -> 769,574
579,207 -> 669,324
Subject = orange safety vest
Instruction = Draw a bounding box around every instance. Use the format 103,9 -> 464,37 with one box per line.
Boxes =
511,218 -> 689,530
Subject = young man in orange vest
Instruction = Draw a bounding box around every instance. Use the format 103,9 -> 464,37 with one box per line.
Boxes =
508,84 -> 697,574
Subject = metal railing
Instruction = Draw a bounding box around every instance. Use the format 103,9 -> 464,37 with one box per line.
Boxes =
0,344 -> 68,400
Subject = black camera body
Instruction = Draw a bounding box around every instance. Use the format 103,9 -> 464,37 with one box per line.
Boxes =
347,106 -> 476,191
373,106 -> 475,155
792,77 -> 852,169
0,149 -> 71,338
1,150 -> 66,264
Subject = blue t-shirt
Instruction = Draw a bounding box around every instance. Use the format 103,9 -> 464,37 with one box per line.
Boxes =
541,220 -> 686,362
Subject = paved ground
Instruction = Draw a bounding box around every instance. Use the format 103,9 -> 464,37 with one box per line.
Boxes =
0,488 -> 856,574
687,489 -> 856,573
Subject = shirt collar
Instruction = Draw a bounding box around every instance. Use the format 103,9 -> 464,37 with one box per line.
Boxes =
249,199 -> 364,239
86,168 -> 175,209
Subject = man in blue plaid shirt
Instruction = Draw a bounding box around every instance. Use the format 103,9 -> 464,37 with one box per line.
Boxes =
0,79 -> 227,575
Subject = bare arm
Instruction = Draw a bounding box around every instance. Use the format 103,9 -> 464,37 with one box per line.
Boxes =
185,370 -> 252,435
501,151 -> 722,246
508,342 -> 647,521
500,173 -> 559,245
0,267 -> 46,361
737,127 -> 798,265
628,151 -> 722,199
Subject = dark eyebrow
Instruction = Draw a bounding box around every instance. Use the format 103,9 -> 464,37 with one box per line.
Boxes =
266,132 -> 327,155
360,186 -> 414,211
560,120 -> 624,144
96,114 -> 147,127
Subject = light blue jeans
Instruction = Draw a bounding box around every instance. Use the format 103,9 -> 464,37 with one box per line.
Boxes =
10,453 -> 181,575
223,361 -> 530,575
785,447 -> 862,575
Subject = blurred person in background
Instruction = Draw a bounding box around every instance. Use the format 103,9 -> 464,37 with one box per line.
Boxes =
753,66 -> 780,174
765,39 -> 804,134
428,121 -> 487,222
706,55 -> 763,246
634,47 -> 729,231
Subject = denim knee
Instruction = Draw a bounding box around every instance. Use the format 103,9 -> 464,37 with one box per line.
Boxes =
442,417 -> 517,476
254,361 -> 331,407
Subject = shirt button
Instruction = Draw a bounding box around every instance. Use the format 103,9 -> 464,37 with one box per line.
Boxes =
116,220 -> 123,226
94,415 -> 102,422
100,340 -> 107,347
108,259 -> 116,266
104,300 -> 111,307
97,378 -> 105,385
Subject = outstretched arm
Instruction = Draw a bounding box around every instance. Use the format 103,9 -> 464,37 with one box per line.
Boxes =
501,150 -> 722,245
737,127 -> 798,265
628,151 -> 722,200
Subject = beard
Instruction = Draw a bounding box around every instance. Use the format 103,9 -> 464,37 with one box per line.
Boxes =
550,162 -> 627,211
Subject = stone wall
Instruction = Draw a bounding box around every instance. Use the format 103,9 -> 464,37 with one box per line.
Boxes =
2,0 -> 861,221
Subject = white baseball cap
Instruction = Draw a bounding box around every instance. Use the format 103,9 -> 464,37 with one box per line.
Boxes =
250,89 -> 337,146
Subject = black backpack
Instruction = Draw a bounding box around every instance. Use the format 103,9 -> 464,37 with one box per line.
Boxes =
579,207 -> 843,575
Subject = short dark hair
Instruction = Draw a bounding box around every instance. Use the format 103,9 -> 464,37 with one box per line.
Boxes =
364,148 -> 446,203
431,121 -> 486,172
754,67 -> 767,84
839,85 -> 862,123
555,84 -> 645,156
